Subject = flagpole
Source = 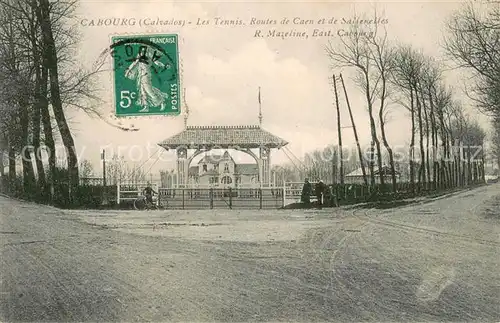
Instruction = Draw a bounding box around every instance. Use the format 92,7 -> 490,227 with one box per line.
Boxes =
258,87 -> 263,189
258,86 -> 262,127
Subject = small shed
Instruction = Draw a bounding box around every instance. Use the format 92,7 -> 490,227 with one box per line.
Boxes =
344,165 -> 401,184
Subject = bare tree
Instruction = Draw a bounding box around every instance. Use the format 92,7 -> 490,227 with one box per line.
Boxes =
449,105 -> 486,185
0,0 -> 104,202
391,45 -> 425,190
444,4 -> 500,116
434,84 -> 454,188
80,159 -> 94,178
326,19 -> 385,189
366,24 -> 398,192
444,3 -> 500,170
415,59 -> 442,189
0,1 -> 37,196
36,0 -> 79,200
491,116 -> 500,168
422,61 -> 442,189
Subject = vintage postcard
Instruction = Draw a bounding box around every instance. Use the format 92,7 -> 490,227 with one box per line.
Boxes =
1,0 -> 499,321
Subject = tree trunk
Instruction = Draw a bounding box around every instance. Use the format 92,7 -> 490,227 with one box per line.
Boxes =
449,131 -> 456,188
481,144 -> 486,183
373,136 -> 384,188
0,150 -> 4,178
32,69 -> 47,195
40,65 -> 56,201
378,78 -> 397,193
428,89 -> 438,190
415,87 -> 426,190
37,0 -> 79,201
363,72 -> 384,190
409,88 -> 416,192
31,1 -> 47,197
19,102 -> 36,198
378,118 -> 397,192
422,95 -> 431,188
442,124 -> 451,188
8,135 -> 16,194
456,139 -> 462,187
459,153 -> 463,187
467,145 -> 472,185
369,141 -> 376,189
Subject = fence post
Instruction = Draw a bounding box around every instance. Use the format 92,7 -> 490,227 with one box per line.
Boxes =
210,188 -> 214,209
259,188 -> 263,209
117,181 -> 120,205
182,188 -> 185,209
229,187 -> 232,209
282,181 -> 286,208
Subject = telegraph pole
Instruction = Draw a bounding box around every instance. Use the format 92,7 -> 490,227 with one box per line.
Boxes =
340,73 -> 368,187
333,74 -> 344,185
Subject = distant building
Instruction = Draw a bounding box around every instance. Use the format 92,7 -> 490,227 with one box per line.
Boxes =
188,151 -> 259,188
344,165 -> 401,184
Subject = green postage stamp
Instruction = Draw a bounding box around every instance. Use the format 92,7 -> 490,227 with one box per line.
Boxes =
110,34 -> 180,116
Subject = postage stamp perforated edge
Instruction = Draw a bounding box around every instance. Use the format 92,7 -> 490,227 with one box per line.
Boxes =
105,30 -> 184,120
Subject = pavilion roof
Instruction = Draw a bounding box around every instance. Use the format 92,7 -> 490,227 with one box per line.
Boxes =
158,125 -> 289,149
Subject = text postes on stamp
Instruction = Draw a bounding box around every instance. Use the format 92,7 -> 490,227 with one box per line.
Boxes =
110,34 -> 180,117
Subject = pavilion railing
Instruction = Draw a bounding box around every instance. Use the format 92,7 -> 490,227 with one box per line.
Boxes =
170,183 -> 267,189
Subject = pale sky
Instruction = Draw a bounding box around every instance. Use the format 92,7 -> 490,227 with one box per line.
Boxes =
66,0 -> 489,176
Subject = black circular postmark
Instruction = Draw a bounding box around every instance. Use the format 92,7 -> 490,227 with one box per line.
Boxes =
108,37 -> 178,84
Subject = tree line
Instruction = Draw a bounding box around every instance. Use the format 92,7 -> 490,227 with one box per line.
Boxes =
0,0 -> 101,203
274,5 -> 491,193
79,155 -> 148,186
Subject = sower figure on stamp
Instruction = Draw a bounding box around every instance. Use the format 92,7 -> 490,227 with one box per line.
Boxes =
124,51 -> 169,112
301,178 -> 312,206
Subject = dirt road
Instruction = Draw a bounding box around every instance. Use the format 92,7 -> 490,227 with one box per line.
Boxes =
1,185 -> 499,322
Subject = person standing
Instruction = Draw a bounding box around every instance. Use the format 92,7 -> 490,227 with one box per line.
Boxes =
301,178 -> 312,205
315,180 -> 326,208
